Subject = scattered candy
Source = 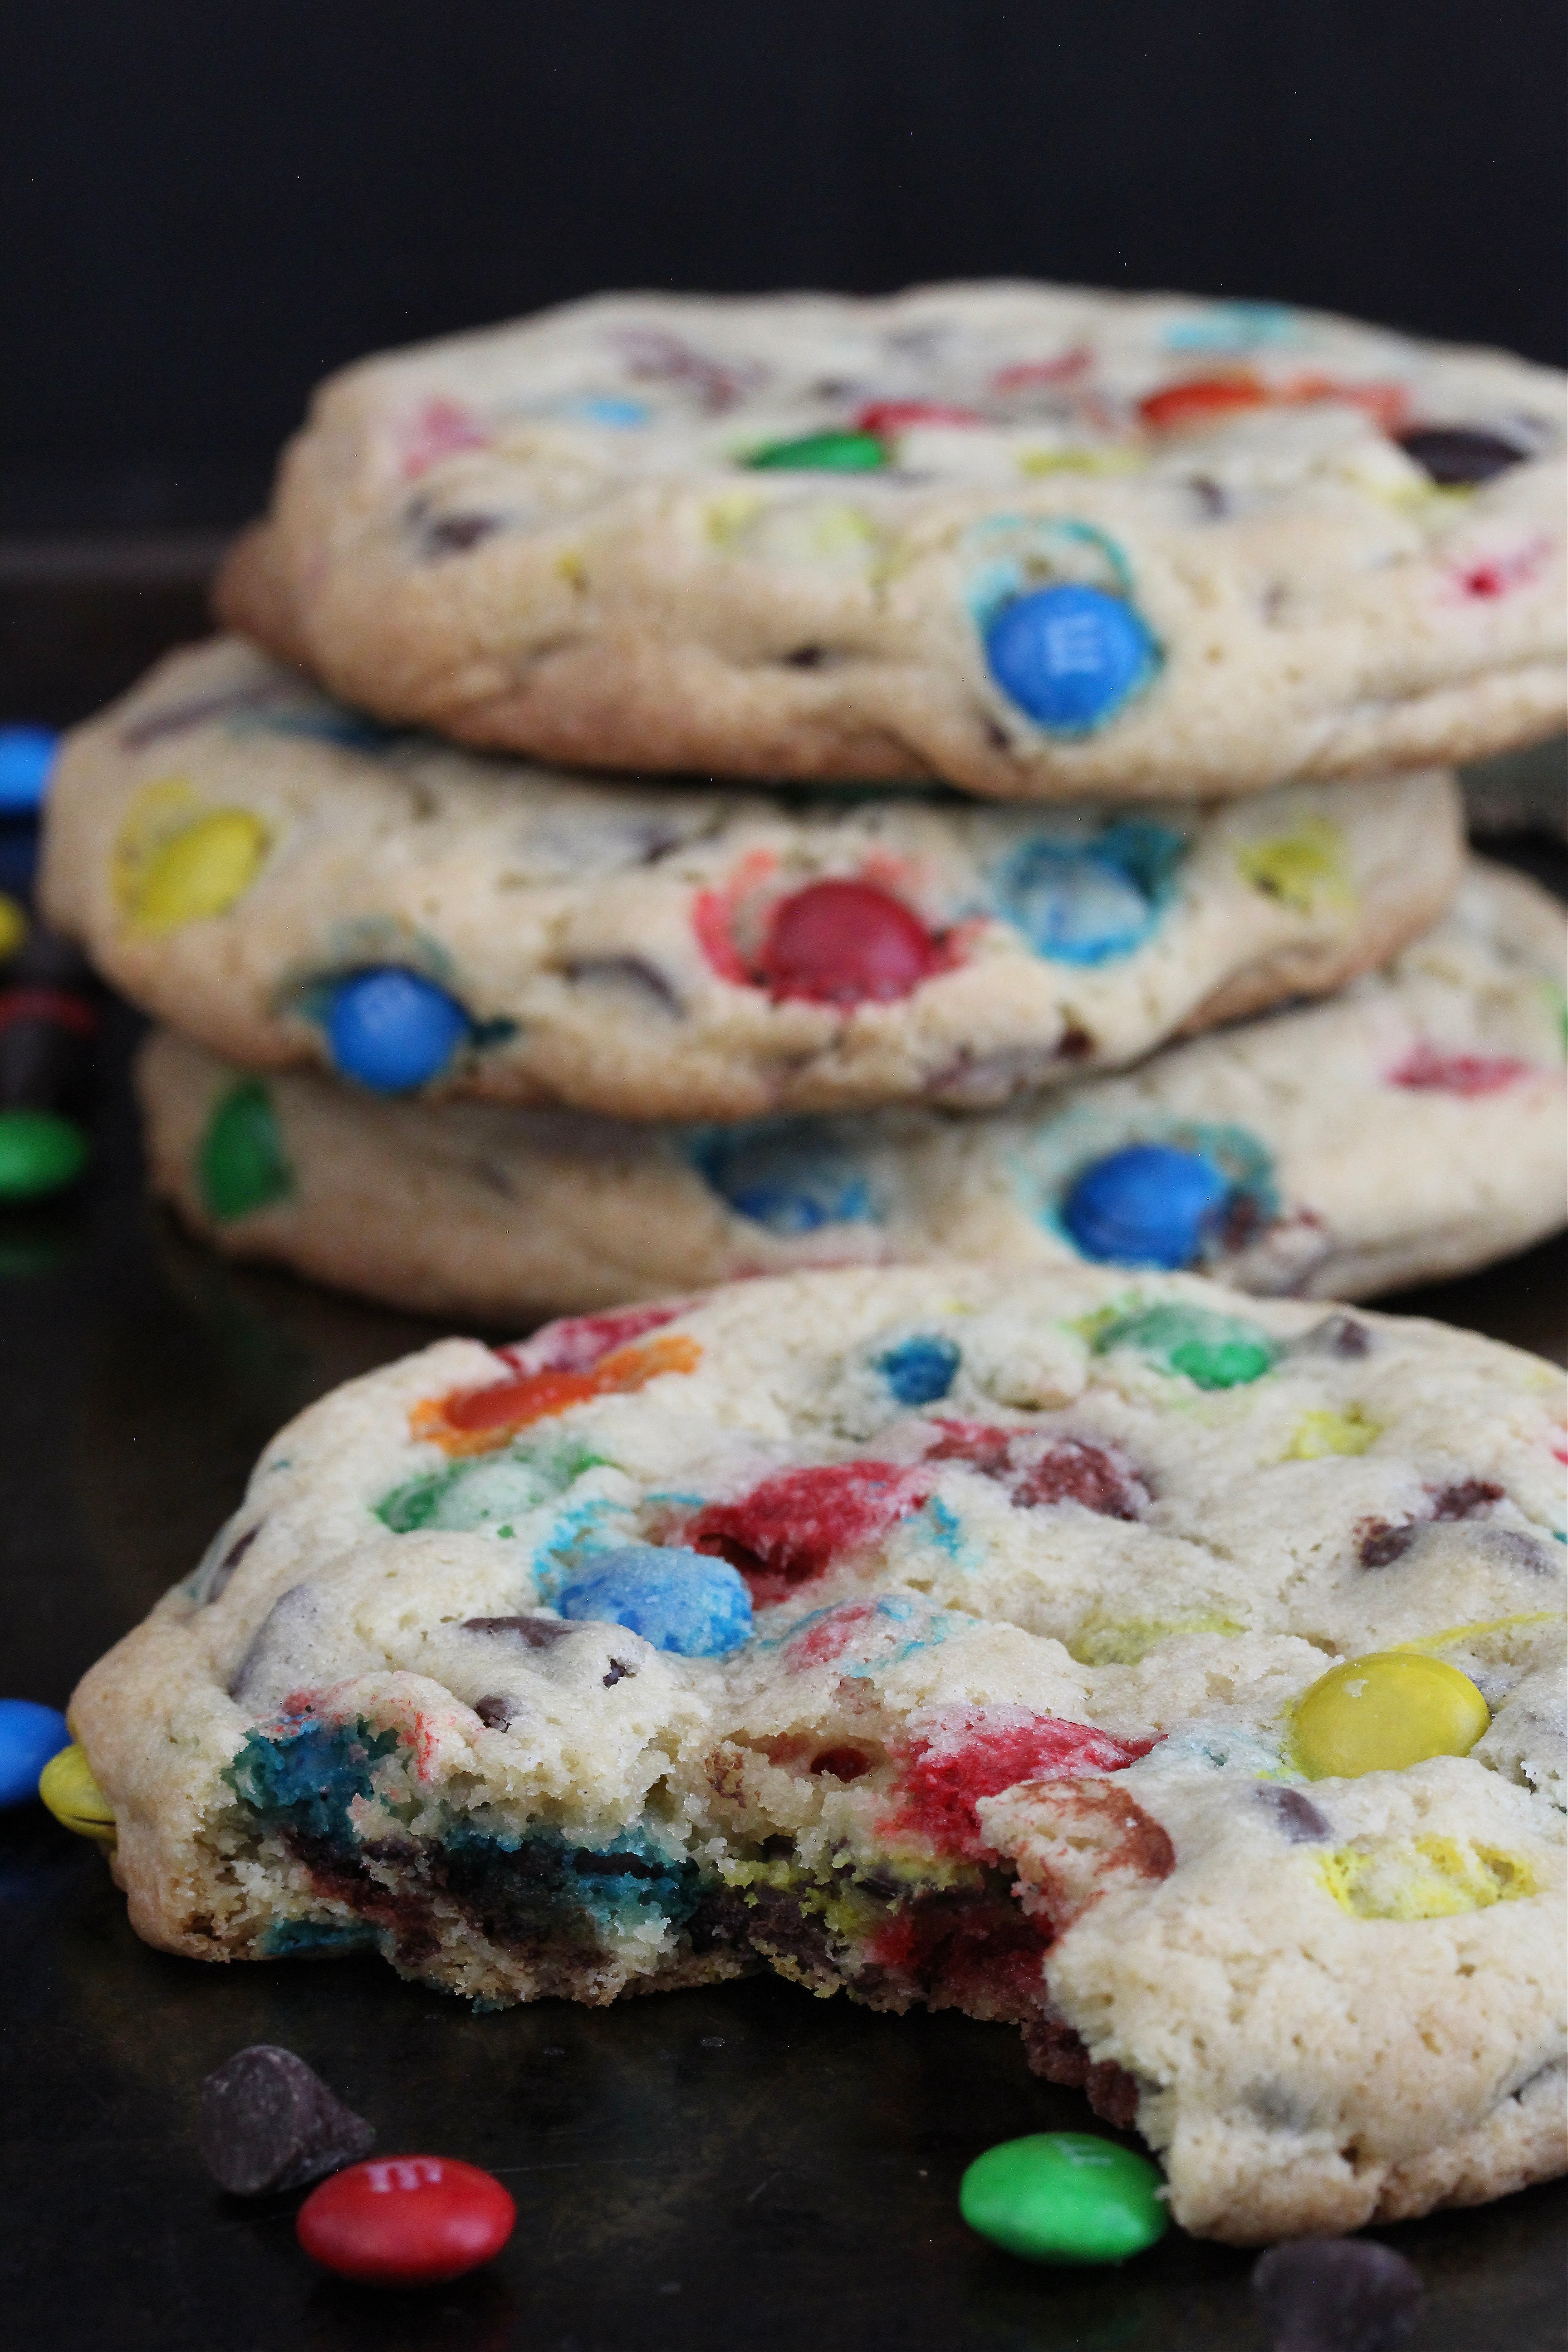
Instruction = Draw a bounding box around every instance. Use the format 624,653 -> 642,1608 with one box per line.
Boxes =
0,891 -> 26,962
127,808 -> 270,933
984,584 -> 1159,733
198,2044 -> 376,2196
0,1109 -> 88,1203
0,1698 -> 70,1806
745,430 -> 887,471
1396,426 -> 1527,486
1291,1652 -> 1490,1781
0,725 -> 58,813
557,1545 -> 754,1656
0,924 -> 101,1197
324,967 -> 470,1092
959,2131 -> 1168,2265
1062,1142 -> 1231,1269
296,2154 -> 515,2286
758,878 -> 943,1006
199,1081 -> 294,1221
37,1741 -> 116,1841
1251,2235 -> 1424,2351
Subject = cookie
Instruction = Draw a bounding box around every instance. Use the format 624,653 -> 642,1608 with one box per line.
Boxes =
216,282 -> 1567,799
138,859 -> 1567,1318
66,1263 -> 1566,2241
44,637 -> 1463,1120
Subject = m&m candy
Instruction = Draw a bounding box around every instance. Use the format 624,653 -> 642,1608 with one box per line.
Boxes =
0,925 -> 100,1200
38,1741 -> 117,1841
1252,2236 -> 1424,2351
296,2154 -> 516,2285
1062,1142 -> 1232,1269
0,892 -> 26,962
745,430 -> 887,471
324,968 -> 470,1092
0,725 -> 58,813
960,2132 -> 1168,2265
558,1545 -> 754,1657
1291,1652 -> 1490,1780
984,584 -> 1159,733
758,879 -> 942,1006
0,1698 -> 71,1806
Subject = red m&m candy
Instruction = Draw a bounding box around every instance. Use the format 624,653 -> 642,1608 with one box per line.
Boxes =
296,2155 -> 515,2286
758,878 -> 943,1006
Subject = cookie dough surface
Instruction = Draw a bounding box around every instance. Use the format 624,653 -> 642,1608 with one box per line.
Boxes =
45,637 -> 1464,1120
216,282 -> 1567,799
71,1264 -> 1566,2240
139,859 -> 1568,1318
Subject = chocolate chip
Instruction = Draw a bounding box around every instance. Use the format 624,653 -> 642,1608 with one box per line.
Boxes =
1189,474 -> 1229,517
473,1694 -> 514,1729
1257,1785 -> 1332,1844
463,1613 -> 572,1646
563,956 -> 683,1014
1396,426 -> 1528,486
1357,1519 -> 1416,1569
1431,1479 -> 1503,1520
1298,1313 -> 1370,1360
784,644 -> 827,667
1056,1024 -> 1095,1060
1252,2237 -> 1423,2352
602,1658 -> 635,1688
419,511 -> 503,557
197,2044 -> 375,2197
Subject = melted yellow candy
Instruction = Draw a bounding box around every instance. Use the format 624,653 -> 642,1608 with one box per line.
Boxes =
1236,819 -> 1352,916
0,891 -> 27,962
1291,1651 -> 1490,1779
1286,1406 -> 1381,1460
130,809 -> 269,932
39,1742 -> 117,1844
1070,1610 -> 1243,1666
1319,1834 -> 1536,1921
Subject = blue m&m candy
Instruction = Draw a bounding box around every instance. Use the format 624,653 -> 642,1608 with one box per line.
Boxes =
690,1119 -> 876,1235
984,585 -> 1159,733
558,1546 -> 754,1657
324,969 -> 470,1092
1062,1142 -> 1231,1269
877,1333 -> 960,1406
0,726 -> 59,813
0,1698 -> 71,1806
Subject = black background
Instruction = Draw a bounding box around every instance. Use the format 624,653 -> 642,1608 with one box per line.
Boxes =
2,0 -> 1563,529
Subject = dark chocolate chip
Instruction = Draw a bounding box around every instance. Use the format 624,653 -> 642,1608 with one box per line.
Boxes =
1257,1785 -> 1332,1844
602,1658 -> 635,1688
1396,426 -> 1528,486
1431,1479 -> 1503,1520
1189,474 -> 1229,517
1357,1519 -> 1416,1569
200,1521 -> 262,1608
418,511 -> 503,558
463,1613 -> 572,1646
473,1693 -> 514,1729
562,956 -> 684,1014
783,644 -> 827,668
197,2044 -> 374,2197
1056,1024 -> 1094,1060
1252,2236 -> 1424,2352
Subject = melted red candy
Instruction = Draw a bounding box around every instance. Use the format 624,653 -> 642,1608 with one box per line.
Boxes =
401,398 -> 489,480
883,1705 -> 1156,1858
508,1302 -> 685,1376
867,1892 -> 1051,2015
688,1462 -> 931,1606
1139,370 -> 1407,434
923,1421 -> 1147,1520
296,2155 -> 515,2285
854,399 -> 985,435
1390,1043 -> 1534,1096
1450,537 -> 1549,600
758,880 -> 944,1008
784,1598 -> 893,1668
412,1333 -> 700,1456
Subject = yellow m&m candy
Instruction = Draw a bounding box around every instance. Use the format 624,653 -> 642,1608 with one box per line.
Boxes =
39,1742 -> 117,1843
127,808 -> 269,933
1291,1652 -> 1490,1780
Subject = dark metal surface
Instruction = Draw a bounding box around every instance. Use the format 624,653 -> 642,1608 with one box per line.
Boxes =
1,576 -> 1564,2348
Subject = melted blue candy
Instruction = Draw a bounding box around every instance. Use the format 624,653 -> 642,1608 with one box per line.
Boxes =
224,1717 -> 400,1853
568,396 -> 652,427
877,1333 -> 960,1406
325,968 -> 470,1092
262,1917 -> 382,1958
688,1119 -> 877,1233
0,1698 -> 70,1807
1062,1142 -> 1232,1269
984,583 -> 1160,733
558,1545 -> 753,1656
996,821 -> 1185,965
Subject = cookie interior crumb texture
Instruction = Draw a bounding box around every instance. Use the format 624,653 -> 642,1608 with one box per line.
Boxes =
68,1263 -> 1567,2244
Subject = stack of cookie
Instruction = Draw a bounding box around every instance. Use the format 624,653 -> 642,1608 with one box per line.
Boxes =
40,284 -> 1568,1318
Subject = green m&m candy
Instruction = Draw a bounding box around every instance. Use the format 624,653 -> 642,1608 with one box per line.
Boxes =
960,2132 -> 1168,2265
0,1108 -> 88,1202
745,430 -> 888,471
